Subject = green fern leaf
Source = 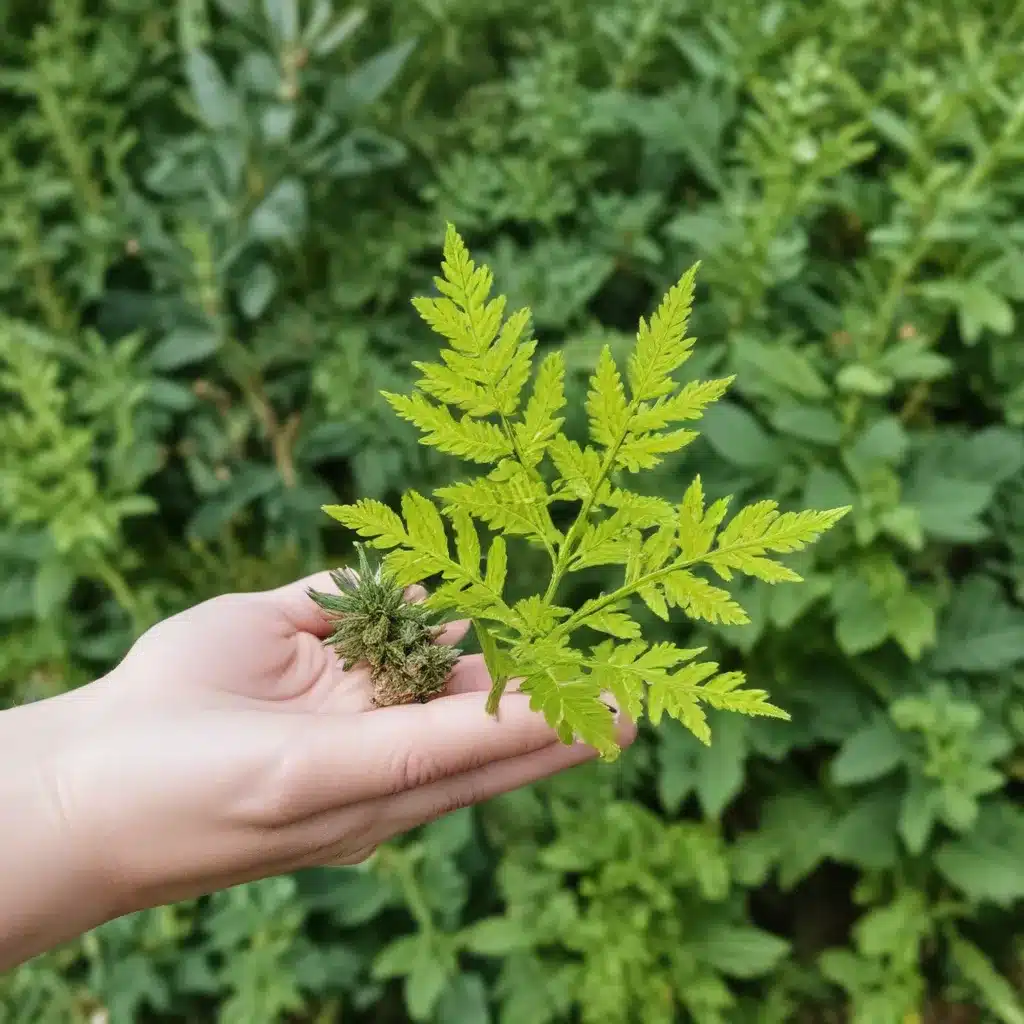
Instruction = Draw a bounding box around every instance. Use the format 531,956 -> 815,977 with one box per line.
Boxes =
322,500 -> 407,549
522,671 -> 618,758
662,570 -> 750,625
615,427 -> 699,472
677,476 -> 730,561
605,489 -> 677,527
716,502 -> 847,552
413,223 -> 502,355
627,263 -> 700,401
515,351 -> 566,466
699,670 -> 791,721
319,225 -> 851,753
481,311 -> 535,414
485,536 -> 508,592
637,583 -> 670,620
511,596 -> 571,635
549,435 -> 606,501
707,503 -> 849,580
449,507 -> 481,576
384,547 -> 449,587
648,661 -> 788,744
641,524 -> 678,574
436,465 -> 560,544
629,377 -> 735,433
383,392 -> 513,463
577,603 -> 642,640
589,640 -> 704,726
411,360 -> 497,416
570,532 -> 640,571
586,346 -> 630,449
711,555 -> 803,584
402,490 -> 448,559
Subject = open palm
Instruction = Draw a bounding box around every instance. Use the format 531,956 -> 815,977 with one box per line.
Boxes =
50,570 -> 634,923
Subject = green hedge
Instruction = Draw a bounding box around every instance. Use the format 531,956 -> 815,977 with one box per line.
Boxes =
2,0 -> 1024,1021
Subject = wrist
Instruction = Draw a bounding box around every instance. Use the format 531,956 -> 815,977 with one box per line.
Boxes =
0,682 -> 125,970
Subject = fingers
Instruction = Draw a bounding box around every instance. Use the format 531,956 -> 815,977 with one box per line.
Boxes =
269,569 -> 346,638
268,690 -> 566,821
436,618 -> 471,648
288,710 -> 636,869
370,735 -> 604,837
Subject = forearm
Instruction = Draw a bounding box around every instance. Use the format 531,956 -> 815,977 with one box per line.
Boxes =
0,694 -> 120,971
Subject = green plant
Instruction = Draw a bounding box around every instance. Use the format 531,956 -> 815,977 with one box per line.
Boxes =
3,0 -> 1024,1019
309,545 -> 461,706
321,225 -> 848,756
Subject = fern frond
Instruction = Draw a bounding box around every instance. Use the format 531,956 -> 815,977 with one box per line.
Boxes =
586,346 -> 630,450
548,435 -> 606,501
383,392 -> 513,463
411,360 -> 496,416
515,350 -> 566,466
574,598 -> 643,639
522,670 -> 619,758
627,263 -> 700,401
677,476 -> 730,561
616,427 -> 699,472
435,465 -> 560,544
319,225 -> 850,754
629,377 -> 735,433
448,507 -> 481,576
647,662 -> 790,745
662,570 -> 750,625
706,503 -> 849,581
322,499 -> 408,549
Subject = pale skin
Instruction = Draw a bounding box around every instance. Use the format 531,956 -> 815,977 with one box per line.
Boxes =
0,570 -> 634,971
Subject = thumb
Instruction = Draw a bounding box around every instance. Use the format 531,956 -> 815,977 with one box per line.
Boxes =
265,568 -> 429,639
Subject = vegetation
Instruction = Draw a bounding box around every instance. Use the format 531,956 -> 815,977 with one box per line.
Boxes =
1,0 -> 1023,1021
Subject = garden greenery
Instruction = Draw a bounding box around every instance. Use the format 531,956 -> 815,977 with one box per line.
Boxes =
2,0 -> 1023,1021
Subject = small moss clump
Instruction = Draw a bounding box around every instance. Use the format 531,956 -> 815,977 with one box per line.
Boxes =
307,545 -> 461,706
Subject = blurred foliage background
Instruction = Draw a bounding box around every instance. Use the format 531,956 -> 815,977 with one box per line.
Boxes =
2,0 -> 1024,1021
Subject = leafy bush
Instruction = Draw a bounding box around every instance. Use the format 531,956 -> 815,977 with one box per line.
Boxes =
2,0 -> 1023,1021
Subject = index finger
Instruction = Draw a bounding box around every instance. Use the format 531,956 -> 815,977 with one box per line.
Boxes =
265,690 -> 570,823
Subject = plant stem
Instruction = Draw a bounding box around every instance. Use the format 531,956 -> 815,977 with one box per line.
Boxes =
550,529 -> 824,643
474,617 -> 510,714
496,410 -> 557,565
542,401 -> 638,604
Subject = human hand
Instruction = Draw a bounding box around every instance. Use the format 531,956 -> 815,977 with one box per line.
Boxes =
5,570 -> 633,963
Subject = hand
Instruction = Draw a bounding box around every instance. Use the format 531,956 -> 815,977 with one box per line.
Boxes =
2,570 -> 634,966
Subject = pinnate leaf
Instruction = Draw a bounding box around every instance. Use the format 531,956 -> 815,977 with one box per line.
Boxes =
629,376 -> 734,432
383,392 -> 512,463
586,346 -> 630,449
485,536 -> 507,592
577,603 -> 642,639
449,507 -> 481,576
523,672 -> 619,757
319,225 -> 849,757
627,263 -> 699,401
516,350 -> 566,465
323,499 -> 407,548
402,490 -> 448,558
436,465 -> 559,544
663,570 -> 750,625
